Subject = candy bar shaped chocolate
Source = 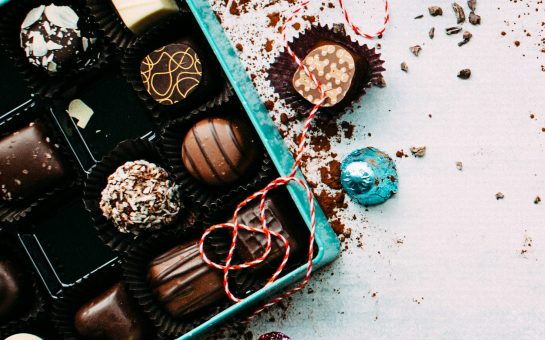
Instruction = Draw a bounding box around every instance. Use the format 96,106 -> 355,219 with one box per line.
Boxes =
0,122 -> 67,202
235,195 -> 303,271
111,0 -> 179,34
148,241 -> 224,317
292,43 -> 362,107
75,282 -> 150,340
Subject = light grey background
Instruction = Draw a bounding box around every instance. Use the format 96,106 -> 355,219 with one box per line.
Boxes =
210,0 -> 545,338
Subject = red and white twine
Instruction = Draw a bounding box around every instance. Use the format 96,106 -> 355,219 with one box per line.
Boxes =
199,0 -> 389,319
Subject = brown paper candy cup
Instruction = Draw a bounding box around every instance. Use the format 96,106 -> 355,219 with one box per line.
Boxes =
51,261 -> 157,339
82,138 -> 191,254
0,101 -> 80,223
158,99 -> 276,214
86,0 -> 188,51
0,234 -> 47,339
121,229 -> 256,338
268,24 -> 385,116
120,13 -> 232,127
0,0 -> 112,98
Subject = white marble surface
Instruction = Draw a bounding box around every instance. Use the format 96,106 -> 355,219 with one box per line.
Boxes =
210,0 -> 545,339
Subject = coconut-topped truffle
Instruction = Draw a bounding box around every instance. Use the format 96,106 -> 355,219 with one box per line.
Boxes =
20,4 -> 94,73
99,160 -> 181,235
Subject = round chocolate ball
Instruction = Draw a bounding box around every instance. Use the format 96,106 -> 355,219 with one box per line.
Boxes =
181,117 -> 258,185
20,5 -> 91,73
0,259 -> 24,319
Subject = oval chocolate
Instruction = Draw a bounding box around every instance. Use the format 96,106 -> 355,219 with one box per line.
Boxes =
181,117 -> 257,185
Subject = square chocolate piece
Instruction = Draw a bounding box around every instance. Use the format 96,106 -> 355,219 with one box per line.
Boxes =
234,195 -> 304,271
0,122 -> 67,202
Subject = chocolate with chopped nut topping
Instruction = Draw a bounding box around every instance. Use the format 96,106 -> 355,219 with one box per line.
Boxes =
99,160 -> 181,235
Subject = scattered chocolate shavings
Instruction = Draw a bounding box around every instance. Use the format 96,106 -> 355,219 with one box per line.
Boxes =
410,45 -> 422,56
521,234 -> 532,256
373,76 -> 386,88
446,26 -> 463,35
401,62 -> 409,72
452,3 -> 466,24
267,12 -> 280,27
458,31 -> 473,46
534,196 -> 541,204
428,6 -> 443,16
410,146 -> 426,157
468,12 -> 481,25
429,27 -> 435,39
320,160 -> 342,190
467,0 -> 476,11
414,14 -> 424,19
495,192 -> 505,200
395,150 -> 407,158
457,69 -> 471,79
456,161 -> 463,171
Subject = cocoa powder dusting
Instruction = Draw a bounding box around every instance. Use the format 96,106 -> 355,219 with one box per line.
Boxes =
320,160 -> 342,190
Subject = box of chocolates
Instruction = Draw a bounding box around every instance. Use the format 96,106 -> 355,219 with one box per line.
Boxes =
0,0 -> 340,338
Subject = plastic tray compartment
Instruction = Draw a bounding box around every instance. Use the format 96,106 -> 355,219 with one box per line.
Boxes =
176,0 -> 341,339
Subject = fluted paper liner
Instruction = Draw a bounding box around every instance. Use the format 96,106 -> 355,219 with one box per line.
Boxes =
0,0 -> 112,98
268,24 -> 385,116
83,138 -> 191,254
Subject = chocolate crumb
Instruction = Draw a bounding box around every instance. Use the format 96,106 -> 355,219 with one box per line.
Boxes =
401,62 -> 409,72
373,75 -> 387,88
514,40 -> 521,47
429,27 -> 435,39
457,69 -> 471,79
235,43 -> 243,51
410,45 -> 422,56
467,0 -> 476,11
395,150 -> 406,158
429,6 -> 443,16
534,196 -> 541,204
414,14 -> 424,19
452,3 -> 466,24
267,12 -> 281,27
292,22 -> 301,30
456,161 -> 463,171
495,192 -> 505,200
469,12 -> 481,25
264,39 -> 274,52
279,113 -> 289,124
264,100 -> 275,111
410,146 -> 426,157
341,121 -> 355,139
458,31 -> 473,46
446,26 -> 463,35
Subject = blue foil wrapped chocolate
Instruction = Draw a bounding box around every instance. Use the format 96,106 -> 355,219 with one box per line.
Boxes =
340,147 -> 398,206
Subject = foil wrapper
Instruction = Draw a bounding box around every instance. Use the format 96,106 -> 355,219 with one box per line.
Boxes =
340,147 -> 398,206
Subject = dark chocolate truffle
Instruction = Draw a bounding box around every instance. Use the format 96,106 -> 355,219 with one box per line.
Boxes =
148,241 -> 225,317
234,195 -> 303,271
0,122 -> 67,202
99,160 -> 181,235
0,259 -> 23,319
140,42 -> 202,105
74,282 -> 149,340
292,43 -> 359,107
181,117 -> 258,185
20,5 -> 92,73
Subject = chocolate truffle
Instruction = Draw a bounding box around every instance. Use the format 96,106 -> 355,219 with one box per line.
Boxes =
5,334 -> 43,340
148,241 -> 224,317
99,160 -> 181,235
181,117 -> 258,185
234,195 -> 303,271
0,259 -> 24,319
74,282 -> 149,340
111,0 -> 179,34
20,5 -> 92,73
140,42 -> 203,105
292,43 -> 362,107
0,122 -> 67,202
